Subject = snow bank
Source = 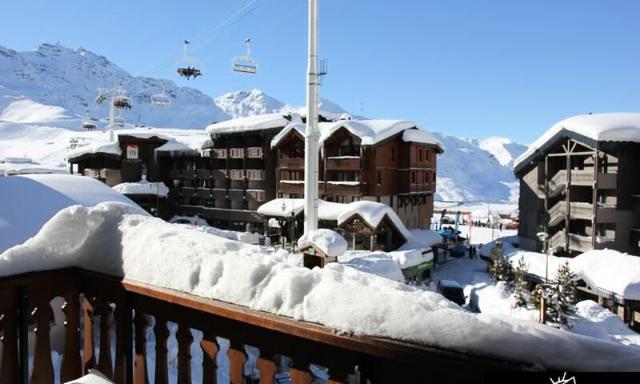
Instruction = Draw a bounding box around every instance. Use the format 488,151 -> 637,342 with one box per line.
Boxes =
3,204 -> 640,370
572,250 -> 640,300
515,113 -> 640,168
257,198 -> 347,221
572,300 -> 640,347
113,180 -> 170,197
0,98 -> 71,123
0,174 -> 143,252
298,229 -> 347,257
339,251 -> 405,282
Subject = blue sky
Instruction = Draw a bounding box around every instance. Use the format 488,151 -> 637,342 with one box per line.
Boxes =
1,0 -> 639,143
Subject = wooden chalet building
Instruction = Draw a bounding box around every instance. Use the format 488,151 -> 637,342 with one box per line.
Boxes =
166,113 -> 298,232
271,117 -> 443,230
515,113 -> 640,255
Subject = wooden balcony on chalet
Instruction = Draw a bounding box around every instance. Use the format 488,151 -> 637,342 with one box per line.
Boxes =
0,268 -> 522,384
278,157 -> 304,169
278,180 -> 304,195
409,183 -> 435,194
323,181 -> 362,196
325,157 -> 361,171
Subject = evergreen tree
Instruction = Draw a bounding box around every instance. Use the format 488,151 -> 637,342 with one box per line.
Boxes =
512,257 -> 529,308
487,241 -> 513,282
554,261 -> 577,325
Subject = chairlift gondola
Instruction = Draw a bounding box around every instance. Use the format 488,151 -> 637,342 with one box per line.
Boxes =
151,86 -> 171,107
177,40 -> 203,79
82,117 -> 97,130
112,87 -> 132,109
232,38 -> 257,74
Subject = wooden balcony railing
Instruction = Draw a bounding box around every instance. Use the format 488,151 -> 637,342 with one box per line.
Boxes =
0,268 -> 520,384
325,157 -> 360,171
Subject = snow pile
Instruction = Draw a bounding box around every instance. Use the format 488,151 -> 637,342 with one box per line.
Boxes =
515,113 -> 640,168
113,180 -> 170,197
3,204 -> 640,370
67,141 -> 121,160
257,198 -> 347,222
388,248 -> 433,269
572,300 -> 640,347
572,250 -> 640,300
0,174 -> 143,252
339,251 -> 405,282
337,200 -> 411,241
298,229 -> 347,257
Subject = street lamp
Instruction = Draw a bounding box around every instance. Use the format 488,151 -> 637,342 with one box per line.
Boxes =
536,231 -> 549,282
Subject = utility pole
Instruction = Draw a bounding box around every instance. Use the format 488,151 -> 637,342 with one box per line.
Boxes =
303,0 -> 320,236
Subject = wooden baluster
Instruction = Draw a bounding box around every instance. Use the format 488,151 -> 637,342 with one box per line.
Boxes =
30,292 -> 54,384
82,296 -> 97,373
0,290 -> 19,384
113,300 -> 127,384
288,369 -> 313,384
153,317 -> 169,384
256,357 -> 277,384
134,311 -> 149,384
227,345 -> 247,384
97,300 -> 114,379
176,325 -> 194,384
200,330 -> 218,384
60,290 -> 82,382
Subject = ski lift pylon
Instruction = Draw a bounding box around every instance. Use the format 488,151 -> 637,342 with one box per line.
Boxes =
232,38 -> 257,74
177,40 -> 203,79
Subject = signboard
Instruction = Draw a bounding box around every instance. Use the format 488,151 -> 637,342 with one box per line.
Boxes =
126,144 -> 139,159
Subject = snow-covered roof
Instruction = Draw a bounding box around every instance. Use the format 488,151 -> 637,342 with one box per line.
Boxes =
514,113 -> 640,170
271,119 -> 441,149
572,249 -> 640,301
297,229 -> 348,257
337,200 -> 411,241
154,139 -> 194,154
3,202 -> 640,370
67,141 -> 121,160
256,198 -> 347,221
112,180 -> 170,197
205,113 -> 296,135
0,174 -> 144,252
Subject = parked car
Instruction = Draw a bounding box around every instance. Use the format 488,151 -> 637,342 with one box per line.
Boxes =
437,279 -> 466,306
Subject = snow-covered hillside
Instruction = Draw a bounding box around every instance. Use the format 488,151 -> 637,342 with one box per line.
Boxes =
434,133 -> 524,203
0,43 -> 525,204
0,43 -> 228,128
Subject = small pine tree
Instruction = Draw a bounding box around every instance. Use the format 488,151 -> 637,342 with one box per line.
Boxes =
512,257 -> 530,308
488,241 -> 513,282
554,261 -> 577,325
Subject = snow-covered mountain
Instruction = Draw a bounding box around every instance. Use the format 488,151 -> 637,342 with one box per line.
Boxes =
434,133 -> 524,203
0,43 -> 525,204
0,43 -> 228,128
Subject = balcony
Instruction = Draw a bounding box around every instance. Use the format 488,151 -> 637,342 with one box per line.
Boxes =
549,230 -> 593,253
410,183 -> 434,194
548,201 -> 594,227
325,157 -> 360,171
279,157 -> 304,169
324,181 -> 362,196
0,268 -> 519,383
278,180 -> 304,195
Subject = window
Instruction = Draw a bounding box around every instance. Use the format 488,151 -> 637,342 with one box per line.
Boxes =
213,148 -> 227,159
377,171 -> 382,185
229,170 -> 244,180
290,170 -> 303,181
247,169 -> 265,180
418,149 -> 423,162
411,171 -> 416,184
247,147 -> 263,158
247,190 -> 266,202
230,148 -> 244,159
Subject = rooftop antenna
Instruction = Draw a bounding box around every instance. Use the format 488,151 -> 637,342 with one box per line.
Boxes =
232,38 -> 257,74
303,0 -> 320,236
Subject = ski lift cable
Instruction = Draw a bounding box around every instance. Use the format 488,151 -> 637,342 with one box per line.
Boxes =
131,0 -> 266,81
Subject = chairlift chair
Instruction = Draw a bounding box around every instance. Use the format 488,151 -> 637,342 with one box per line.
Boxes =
151,86 -> 171,107
82,117 -> 97,130
232,38 -> 257,74
177,40 -> 203,79
113,96 -> 132,109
